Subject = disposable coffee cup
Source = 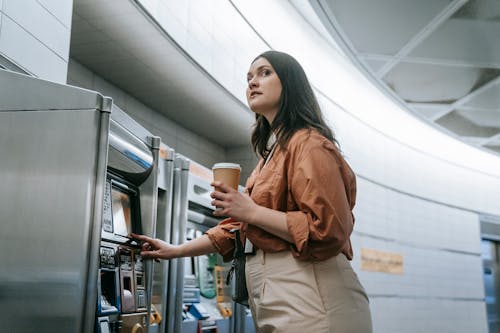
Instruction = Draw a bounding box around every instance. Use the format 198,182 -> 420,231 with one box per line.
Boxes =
212,163 -> 241,191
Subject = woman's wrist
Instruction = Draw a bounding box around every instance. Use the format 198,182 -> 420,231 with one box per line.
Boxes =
174,235 -> 216,258
247,204 -> 264,226
175,243 -> 187,258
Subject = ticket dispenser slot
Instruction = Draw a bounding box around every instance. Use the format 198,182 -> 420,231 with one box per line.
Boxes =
120,249 -> 135,313
98,246 -> 120,315
134,253 -> 146,311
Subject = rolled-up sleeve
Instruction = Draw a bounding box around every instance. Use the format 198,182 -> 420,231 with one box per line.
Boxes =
206,218 -> 240,262
285,139 -> 354,260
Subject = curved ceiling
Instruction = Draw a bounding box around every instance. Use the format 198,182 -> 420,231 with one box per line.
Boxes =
311,0 -> 500,156
70,0 -> 253,147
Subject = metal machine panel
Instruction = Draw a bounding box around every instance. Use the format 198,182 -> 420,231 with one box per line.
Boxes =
108,119 -> 154,181
153,145 -> 176,333
0,69 -> 163,332
167,155 -> 191,333
187,173 -> 214,211
136,135 -> 161,327
0,69 -> 110,112
184,165 -> 252,333
0,70 -> 111,332
105,107 -> 161,332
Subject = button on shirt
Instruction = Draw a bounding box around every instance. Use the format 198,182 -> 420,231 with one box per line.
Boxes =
206,128 -> 356,262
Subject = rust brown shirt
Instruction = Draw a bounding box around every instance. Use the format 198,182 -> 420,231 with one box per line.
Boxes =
206,128 -> 356,262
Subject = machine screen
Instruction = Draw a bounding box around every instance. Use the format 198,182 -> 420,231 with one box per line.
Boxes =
112,188 -> 132,237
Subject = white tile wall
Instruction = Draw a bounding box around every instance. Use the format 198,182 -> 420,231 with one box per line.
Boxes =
66,59 -> 93,89
352,235 -> 483,299
348,176 -> 485,332
370,298 -> 487,333
0,0 -> 70,82
355,179 -> 481,254
3,0 -> 70,59
140,0 -> 267,108
0,14 -> 66,82
319,93 -> 500,216
94,75 -> 126,108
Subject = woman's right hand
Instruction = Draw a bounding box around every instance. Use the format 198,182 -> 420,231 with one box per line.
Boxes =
131,233 -> 180,260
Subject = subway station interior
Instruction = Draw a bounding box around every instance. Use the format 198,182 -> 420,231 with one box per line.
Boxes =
1,0 -> 500,332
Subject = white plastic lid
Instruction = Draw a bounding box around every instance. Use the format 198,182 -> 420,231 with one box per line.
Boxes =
212,162 -> 241,170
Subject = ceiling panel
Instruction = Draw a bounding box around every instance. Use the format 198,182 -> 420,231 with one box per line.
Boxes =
71,29 -> 112,45
71,0 -> 253,147
410,19 -> 500,66
461,136 -> 490,145
324,0 -> 452,55
463,82 -> 500,109
453,0 -> 500,21
411,104 -> 450,119
71,14 -> 98,34
456,108 -> 500,127
487,135 -> 500,145
436,111 -> 500,137
360,57 -> 387,72
384,62 -> 479,102
313,0 -> 500,156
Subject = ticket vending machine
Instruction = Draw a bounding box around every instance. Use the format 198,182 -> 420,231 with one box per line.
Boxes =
150,144 -> 176,333
96,109 -> 161,333
166,154 -> 193,333
183,164 -> 256,333
164,161 -> 226,333
169,161 -> 255,333
168,161 -> 255,333
0,69 -> 161,333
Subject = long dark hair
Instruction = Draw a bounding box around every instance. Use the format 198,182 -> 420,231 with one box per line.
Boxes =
250,50 -> 338,158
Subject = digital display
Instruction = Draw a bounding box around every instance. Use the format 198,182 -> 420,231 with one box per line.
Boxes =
112,188 -> 132,237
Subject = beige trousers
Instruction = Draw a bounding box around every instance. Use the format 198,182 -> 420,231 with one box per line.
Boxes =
245,250 -> 372,333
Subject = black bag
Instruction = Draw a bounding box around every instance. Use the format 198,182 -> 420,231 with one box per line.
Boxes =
226,228 -> 249,306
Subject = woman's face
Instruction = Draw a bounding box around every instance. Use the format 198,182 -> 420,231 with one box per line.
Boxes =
246,57 -> 282,123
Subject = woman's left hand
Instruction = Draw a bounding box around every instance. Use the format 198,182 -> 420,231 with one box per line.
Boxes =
210,181 -> 259,222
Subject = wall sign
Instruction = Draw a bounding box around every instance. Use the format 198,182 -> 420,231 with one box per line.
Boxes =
361,248 -> 403,274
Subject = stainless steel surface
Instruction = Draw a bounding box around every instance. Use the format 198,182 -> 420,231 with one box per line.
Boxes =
0,68 -> 108,112
135,135 -> 160,239
83,109 -> 111,333
233,304 -> 256,333
101,109 -> 160,332
482,239 -> 500,333
167,155 -> 190,333
166,167 -> 182,333
185,170 -> 241,333
0,69 -> 163,332
139,136 -> 161,333
187,173 -> 214,210
154,146 -> 176,333
110,104 -> 156,146
108,119 -> 154,183
157,146 -> 175,191
0,107 -> 109,331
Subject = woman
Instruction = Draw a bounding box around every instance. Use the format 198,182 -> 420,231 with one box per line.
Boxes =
134,51 -> 372,333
